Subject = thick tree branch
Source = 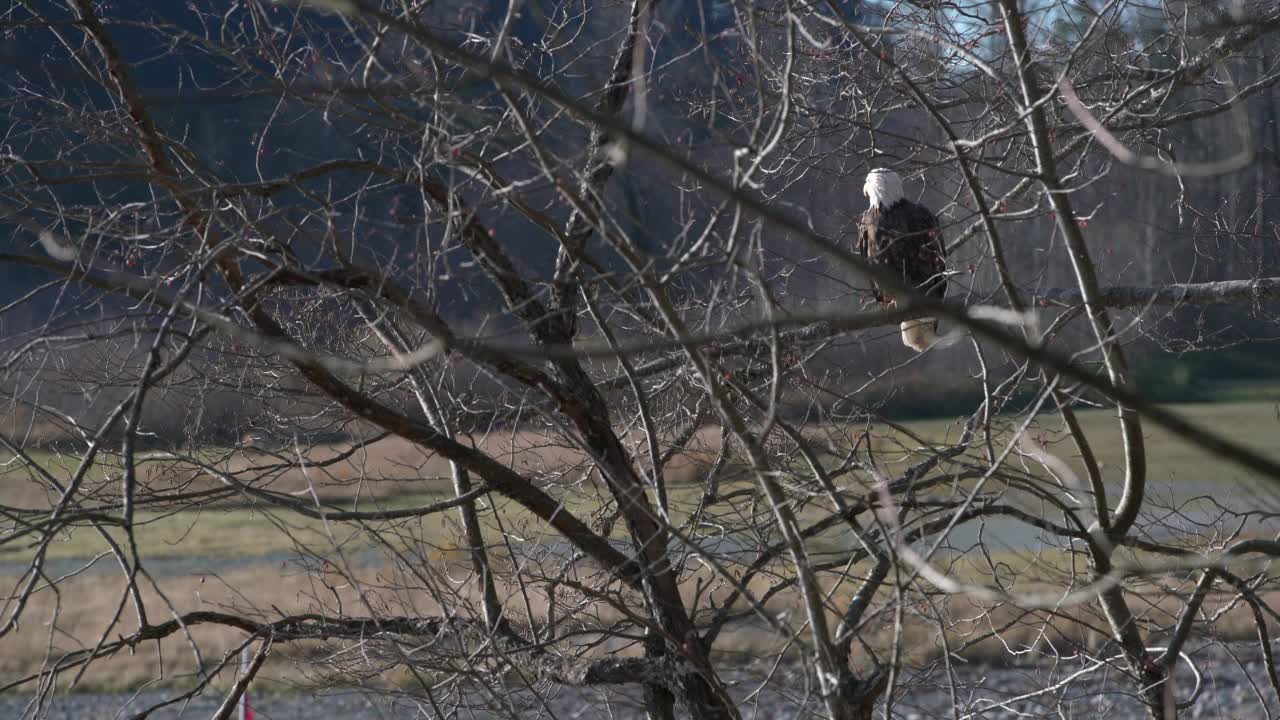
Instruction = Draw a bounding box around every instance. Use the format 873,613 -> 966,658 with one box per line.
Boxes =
1036,277 -> 1280,309
553,0 -> 656,336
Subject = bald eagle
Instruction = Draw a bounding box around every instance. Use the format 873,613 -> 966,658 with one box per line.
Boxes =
857,169 -> 948,352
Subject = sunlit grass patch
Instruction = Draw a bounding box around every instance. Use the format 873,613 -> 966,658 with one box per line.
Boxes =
2,400 -> 1275,569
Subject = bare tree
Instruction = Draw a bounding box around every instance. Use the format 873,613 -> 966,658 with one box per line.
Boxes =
4,1 -> 1280,719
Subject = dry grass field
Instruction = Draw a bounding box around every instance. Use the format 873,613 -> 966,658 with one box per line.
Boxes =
4,400 -> 1277,566
4,552 -> 1275,693
3,400 -> 1278,691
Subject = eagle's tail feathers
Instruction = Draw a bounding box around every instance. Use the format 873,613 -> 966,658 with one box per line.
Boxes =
899,318 -> 958,352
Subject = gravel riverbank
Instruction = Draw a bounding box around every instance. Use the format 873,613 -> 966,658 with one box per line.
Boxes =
6,647 -> 1275,719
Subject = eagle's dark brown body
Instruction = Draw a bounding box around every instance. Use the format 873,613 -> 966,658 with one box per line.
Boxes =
856,195 -> 948,352
856,198 -> 947,305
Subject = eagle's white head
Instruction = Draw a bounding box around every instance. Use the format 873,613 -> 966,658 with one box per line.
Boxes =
864,168 -> 904,209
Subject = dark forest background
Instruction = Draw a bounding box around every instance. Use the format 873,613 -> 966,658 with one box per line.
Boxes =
3,0 -> 1279,433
